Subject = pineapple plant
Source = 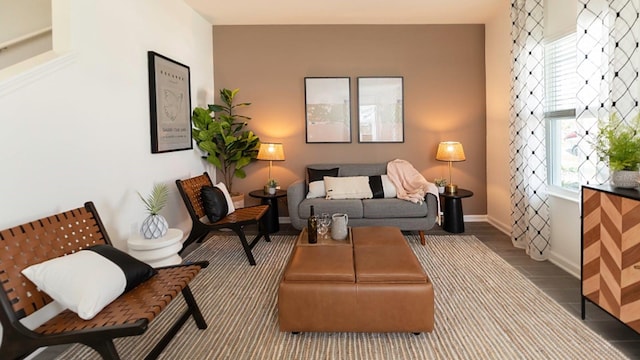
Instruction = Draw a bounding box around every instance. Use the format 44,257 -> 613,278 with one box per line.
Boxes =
138,183 -> 169,239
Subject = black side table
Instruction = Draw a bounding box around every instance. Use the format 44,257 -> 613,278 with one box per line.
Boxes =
440,189 -> 473,233
249,189 -> 287,234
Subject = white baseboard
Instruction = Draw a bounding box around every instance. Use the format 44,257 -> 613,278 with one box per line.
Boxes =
548,252 -> 580,279
464,214 -> 488,222
487,216 -> 511,235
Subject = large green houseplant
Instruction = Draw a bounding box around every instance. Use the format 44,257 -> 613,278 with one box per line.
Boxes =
593,114 -> 640,187
192,88 -> 260,194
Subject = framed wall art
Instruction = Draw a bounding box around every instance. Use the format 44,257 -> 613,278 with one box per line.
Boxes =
304,77 -> 351,143
148,51 -> 192,153
357,76 -> 404,143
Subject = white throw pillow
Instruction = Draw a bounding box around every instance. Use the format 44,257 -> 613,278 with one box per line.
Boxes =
21,245 -> 156,320
381,175 -> 397,198
306,181 -> 326,199
214,182 -> 235,214
324,176 -> 373,200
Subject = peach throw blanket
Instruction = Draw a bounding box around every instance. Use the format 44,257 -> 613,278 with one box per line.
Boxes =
387,159 -> 441,223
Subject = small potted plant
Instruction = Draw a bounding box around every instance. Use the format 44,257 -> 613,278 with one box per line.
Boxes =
138,183 -> 169,239
264,178 -> 278,195
434,178 -> 447,193
593,114 -> 640,188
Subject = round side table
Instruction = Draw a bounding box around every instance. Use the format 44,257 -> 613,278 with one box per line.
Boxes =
128,228 -> 183,267
249,189 -> 287,233
439,189 -> 473,233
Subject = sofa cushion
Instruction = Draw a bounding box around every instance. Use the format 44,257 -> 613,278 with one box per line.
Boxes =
299,198 -> 363,219
362,198 -> 428,218
339,163 -> 387,177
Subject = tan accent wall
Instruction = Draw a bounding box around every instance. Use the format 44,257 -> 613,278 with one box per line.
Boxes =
212,25 -> 487,216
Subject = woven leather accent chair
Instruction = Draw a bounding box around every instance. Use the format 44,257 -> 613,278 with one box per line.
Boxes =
176,172 -> 271,265
0,202 -> 208,360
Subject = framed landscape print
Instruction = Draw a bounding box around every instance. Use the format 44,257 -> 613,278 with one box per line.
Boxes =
304,77 -> 351,143
357,76 -> 404,143
148,51 -> 192,153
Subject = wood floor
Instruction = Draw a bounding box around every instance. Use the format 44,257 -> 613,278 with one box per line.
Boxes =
34,221 -> 640,360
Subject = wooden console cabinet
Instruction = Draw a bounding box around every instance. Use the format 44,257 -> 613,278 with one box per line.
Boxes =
581,184 -> 640,333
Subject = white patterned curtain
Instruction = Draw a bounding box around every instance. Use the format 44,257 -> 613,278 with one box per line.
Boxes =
510,0 -> 551,261
577,0 -> 640,185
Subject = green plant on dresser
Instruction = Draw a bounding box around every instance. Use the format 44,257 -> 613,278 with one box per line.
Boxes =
593,114 -> 640,188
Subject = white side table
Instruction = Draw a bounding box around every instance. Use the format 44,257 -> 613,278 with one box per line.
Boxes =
128,228 -> 183,267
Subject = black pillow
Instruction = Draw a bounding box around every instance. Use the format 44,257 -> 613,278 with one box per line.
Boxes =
87,245 -> 157,292
369,175 -> 384,199
307,167 -> 339,183
201,186 -> 228,223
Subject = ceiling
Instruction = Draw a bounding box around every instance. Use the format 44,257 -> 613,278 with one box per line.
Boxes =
183,0 -> 506,25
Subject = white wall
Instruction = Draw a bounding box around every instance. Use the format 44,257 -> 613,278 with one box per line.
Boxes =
0,0 -> 214,251
485,0 -> 512,234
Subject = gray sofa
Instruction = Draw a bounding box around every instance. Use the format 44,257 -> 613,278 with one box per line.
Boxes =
287,162 -> 438,245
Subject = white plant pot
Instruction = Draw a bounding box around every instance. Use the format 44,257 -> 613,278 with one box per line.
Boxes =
140,214 -> 169,239
611,170 -> 640,188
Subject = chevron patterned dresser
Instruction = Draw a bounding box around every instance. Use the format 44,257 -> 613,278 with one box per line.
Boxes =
582,184 -> 640,334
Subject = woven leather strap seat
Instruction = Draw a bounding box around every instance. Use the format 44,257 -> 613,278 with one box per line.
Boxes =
176,172 -> 271,265
0,202 -> 208,360
35,265 -> 202,334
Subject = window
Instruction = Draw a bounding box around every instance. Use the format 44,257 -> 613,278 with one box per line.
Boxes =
545,33 -> 578,190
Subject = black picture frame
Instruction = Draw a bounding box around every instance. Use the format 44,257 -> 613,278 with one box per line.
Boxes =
357,76 -> 404,143
304,77 -> 352,143
148,51 -> 192,153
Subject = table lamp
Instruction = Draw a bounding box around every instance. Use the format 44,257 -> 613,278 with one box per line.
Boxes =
435,141 -> 466,194
257,142 -> 285,186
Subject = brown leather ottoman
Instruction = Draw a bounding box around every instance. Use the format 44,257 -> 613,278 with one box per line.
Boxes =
278,226 -> 434,333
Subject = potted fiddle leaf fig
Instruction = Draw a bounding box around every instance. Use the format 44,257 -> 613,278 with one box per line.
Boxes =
138,183 -> 169,239
192,88 -> 260,202
593,114 -> 640,188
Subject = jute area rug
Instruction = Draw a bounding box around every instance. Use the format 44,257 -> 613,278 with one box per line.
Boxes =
56,233 -> 628,359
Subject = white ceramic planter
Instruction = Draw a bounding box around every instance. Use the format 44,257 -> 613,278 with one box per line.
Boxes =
611,170 -> 640,188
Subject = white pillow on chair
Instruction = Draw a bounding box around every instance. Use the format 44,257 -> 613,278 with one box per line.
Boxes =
214,182 -> 235,214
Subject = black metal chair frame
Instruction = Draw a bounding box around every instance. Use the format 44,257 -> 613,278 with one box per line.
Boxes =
0,202 -> 208,360
176,172 -> 271,265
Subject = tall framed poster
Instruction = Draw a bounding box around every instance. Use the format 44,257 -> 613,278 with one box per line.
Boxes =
148,51 -> 192,153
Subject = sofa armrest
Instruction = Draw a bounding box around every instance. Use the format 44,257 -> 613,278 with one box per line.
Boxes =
425,192 -> 439,225
287,180 -> 306,229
